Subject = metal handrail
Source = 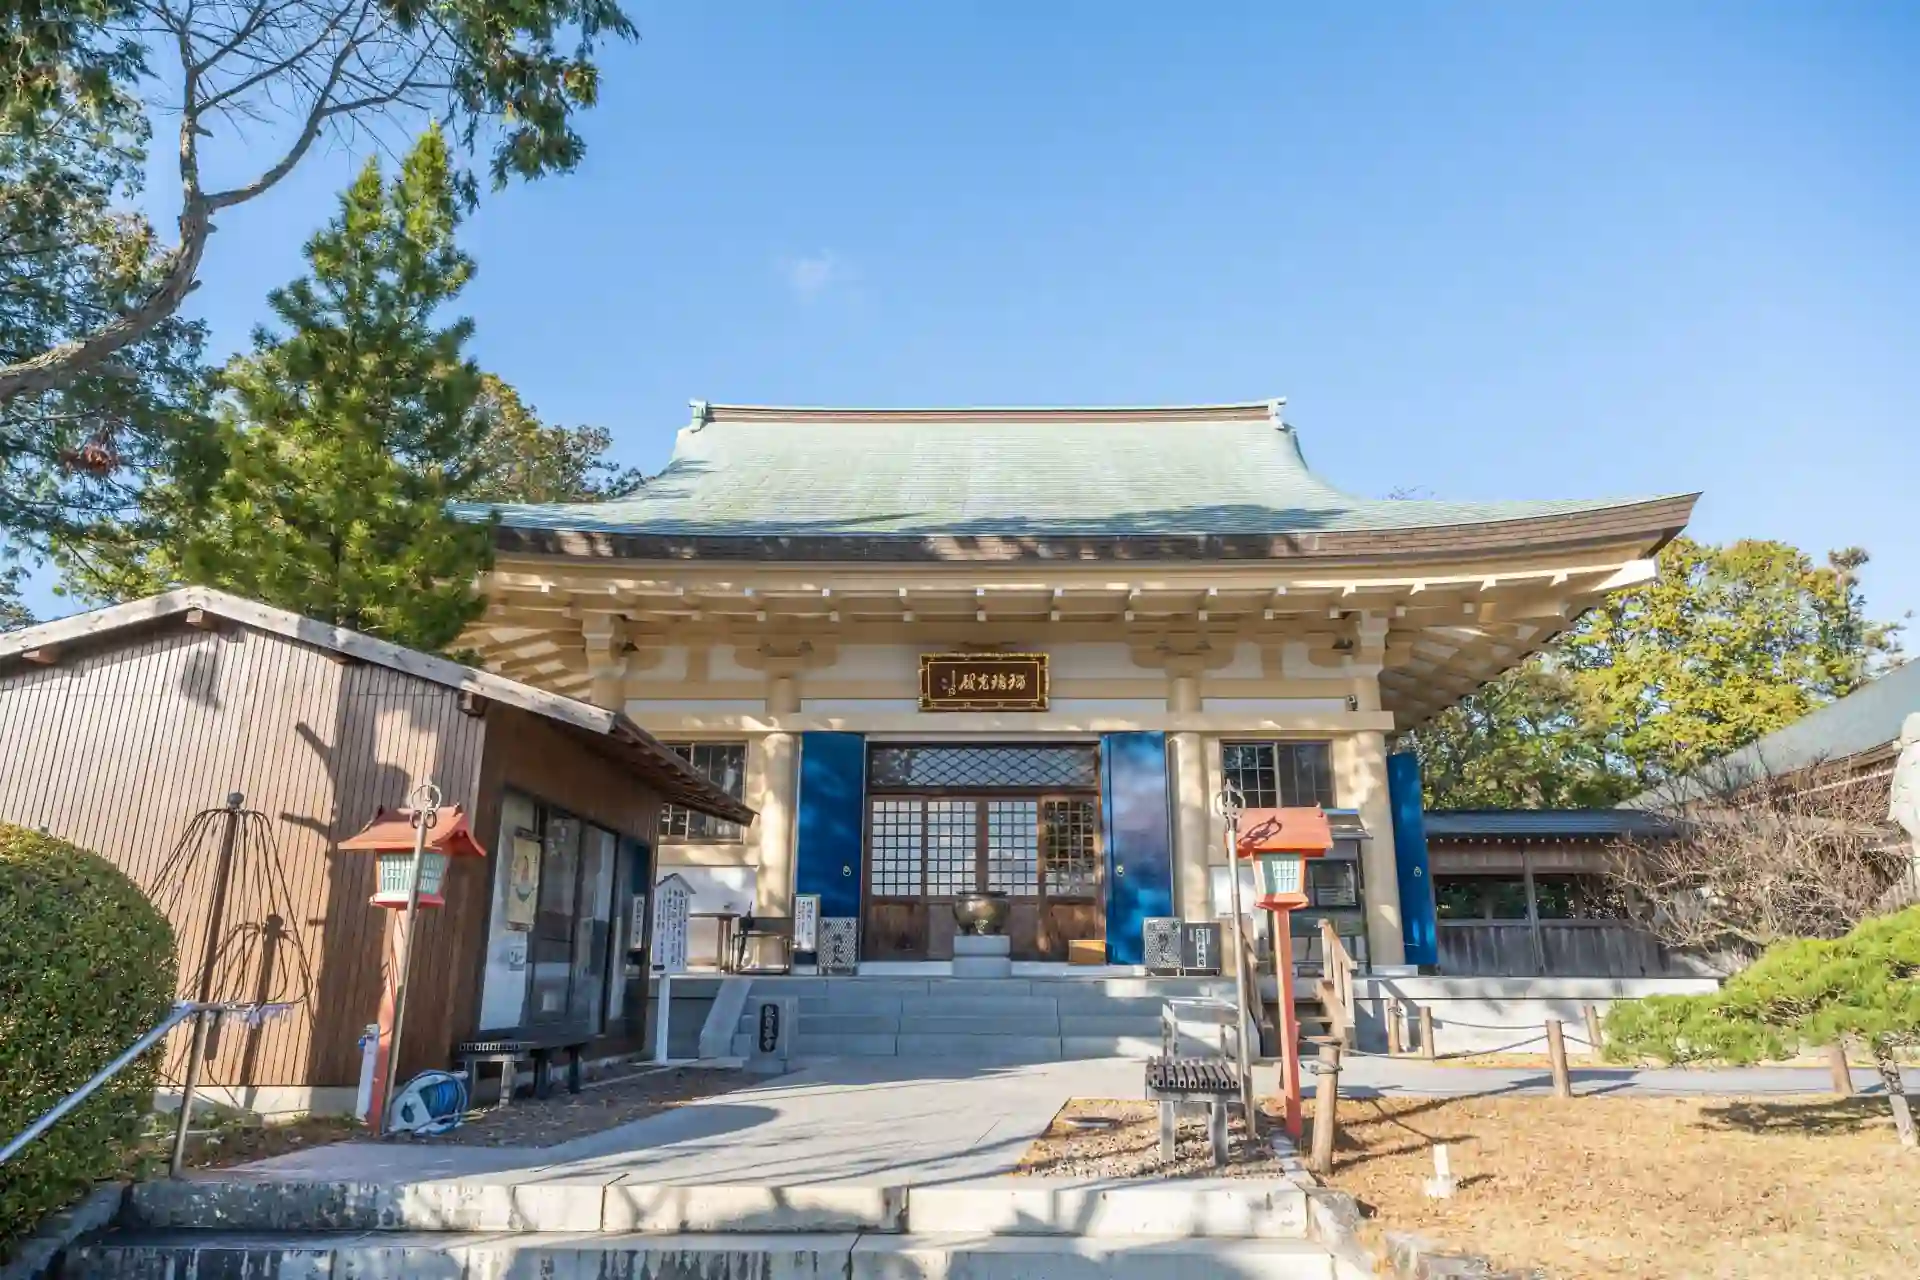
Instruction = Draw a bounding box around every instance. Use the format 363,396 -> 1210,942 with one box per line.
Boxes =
0,1000 -> 287,1168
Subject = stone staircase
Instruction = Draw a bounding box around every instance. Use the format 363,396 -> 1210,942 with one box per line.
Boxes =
62,1176 -> 1353,1279
726,975 -> 1315,1061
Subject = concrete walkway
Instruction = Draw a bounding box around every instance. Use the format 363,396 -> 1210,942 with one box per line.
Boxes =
234,1058 -> 1148,1187
227,1053 -> 1882,1190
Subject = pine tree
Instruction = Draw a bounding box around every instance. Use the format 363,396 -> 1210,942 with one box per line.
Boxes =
66,128 -> 493,652
1606,907 -> 1920,1149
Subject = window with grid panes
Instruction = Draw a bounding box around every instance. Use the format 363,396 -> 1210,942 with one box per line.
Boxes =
1041,798 -> 1100,897
924,800 -> 978,894
985,800 -> 1039,893
658,742 -> 746,841
1221,741 -> 1335,809
869,799 -> 924,896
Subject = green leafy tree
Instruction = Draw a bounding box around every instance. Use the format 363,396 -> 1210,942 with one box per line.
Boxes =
2,2 -> 144,129
63,128 -> 493,652
1605,906 -> 1920,1149
2,83 -> 214,548
0,559 -> 31,630
1410,537 -> 1903,807
466,374 -> 642,504
1406,659 -> 1621,809
1,0 -> 636,404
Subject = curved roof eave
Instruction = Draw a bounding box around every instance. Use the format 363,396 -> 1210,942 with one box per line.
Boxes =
475,492 -> 1698,565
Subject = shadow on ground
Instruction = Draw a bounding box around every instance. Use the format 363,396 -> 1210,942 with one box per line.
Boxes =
1695,1096 -> 1894,1136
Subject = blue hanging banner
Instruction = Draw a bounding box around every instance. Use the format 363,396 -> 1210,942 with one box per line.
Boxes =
795,732 -> 866,921
1387,752 -> 1438,967
1100,732 -> 1175,965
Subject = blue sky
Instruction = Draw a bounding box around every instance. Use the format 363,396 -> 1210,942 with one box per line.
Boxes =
23,2 -> 1920,634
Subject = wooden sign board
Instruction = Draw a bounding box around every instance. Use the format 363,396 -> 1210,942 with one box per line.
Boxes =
1181,922 -> 1223,975
652,873 -> 693,974
919,653 -> 1048,711
793,893 -> 820,954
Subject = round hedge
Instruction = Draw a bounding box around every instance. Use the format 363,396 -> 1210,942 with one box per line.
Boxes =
0,825 -> 176,1256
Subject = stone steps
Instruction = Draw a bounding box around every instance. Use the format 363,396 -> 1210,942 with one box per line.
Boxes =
64,1230 -> 1339,1279
121,1177 -> 1311,1239
78,1177 -> 1338,1277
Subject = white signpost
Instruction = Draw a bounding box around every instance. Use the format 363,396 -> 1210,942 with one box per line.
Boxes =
793,893 -> 821,957
652,873 -> 694,1062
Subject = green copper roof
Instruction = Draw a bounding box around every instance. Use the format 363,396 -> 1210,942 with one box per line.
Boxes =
464,402 -> 1688,540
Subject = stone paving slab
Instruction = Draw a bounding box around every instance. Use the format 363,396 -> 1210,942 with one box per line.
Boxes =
905,1181 -> 1309,1238
606,1185 -> 907,1233
851,1233 -> 1336,1279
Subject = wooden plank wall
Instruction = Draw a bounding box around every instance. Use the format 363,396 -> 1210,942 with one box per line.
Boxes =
1437,922 -> 1715,978
0,620 -> 485,1087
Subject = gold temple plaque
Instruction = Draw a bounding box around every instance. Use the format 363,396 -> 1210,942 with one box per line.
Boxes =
919,653 -> 1049,712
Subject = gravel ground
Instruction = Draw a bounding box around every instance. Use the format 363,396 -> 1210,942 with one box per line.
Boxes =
414,1066 -> 753,1148
1011,1098 -> 1299,1181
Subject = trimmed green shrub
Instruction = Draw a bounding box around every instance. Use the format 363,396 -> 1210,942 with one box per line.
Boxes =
0,825 -> 176,1255
1605,905 -> 1920,1147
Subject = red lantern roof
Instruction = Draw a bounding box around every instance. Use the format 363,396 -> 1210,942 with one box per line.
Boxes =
1235,807 -> 1333,857
340,805 -> 488,857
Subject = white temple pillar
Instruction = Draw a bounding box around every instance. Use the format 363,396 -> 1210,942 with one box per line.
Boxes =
1339,729 -> 1405,966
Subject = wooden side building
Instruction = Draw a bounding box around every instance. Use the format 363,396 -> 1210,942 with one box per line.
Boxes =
1425,809 -> 1718,978
0,588 -> 752,1115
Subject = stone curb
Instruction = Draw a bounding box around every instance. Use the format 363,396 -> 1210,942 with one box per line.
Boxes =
0,1182 -> 127,1280
1295,1184 -> 1553,1280
122,1176 -> 1325,1240
1384,1231 -> 1549,1280
905,1182 -> 1308,1239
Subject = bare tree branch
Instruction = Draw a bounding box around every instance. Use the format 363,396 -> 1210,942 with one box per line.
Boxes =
2,0 -> 621,404
1610,756 -> 1913,966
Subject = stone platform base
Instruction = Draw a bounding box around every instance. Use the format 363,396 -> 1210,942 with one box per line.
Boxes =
951,934 -> 1013,979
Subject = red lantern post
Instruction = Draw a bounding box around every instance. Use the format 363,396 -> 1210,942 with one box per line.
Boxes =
1235,806 -> 1333,1141
339,785 -> 486,1133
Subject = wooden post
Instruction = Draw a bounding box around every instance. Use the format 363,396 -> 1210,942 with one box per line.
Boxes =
1828,1043 -> 1855,1097
1582,1004 -> 1604,1059
1386,998 -> 1404,1056
1419,1005 -> 1436,1061
1309,1040 -> 1342,1176
1520,847 -> 1546,976
1274,908 -> 1302,1141
1159,1101 -> 1177,1161
1545,1018 -> 1573,1098
653,973 -> 673,1063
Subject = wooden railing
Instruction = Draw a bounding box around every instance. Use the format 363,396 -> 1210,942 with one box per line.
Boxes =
1316,918 -> 1357,1049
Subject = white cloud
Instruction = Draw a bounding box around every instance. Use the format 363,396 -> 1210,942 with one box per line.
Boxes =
781,251 -> 846,300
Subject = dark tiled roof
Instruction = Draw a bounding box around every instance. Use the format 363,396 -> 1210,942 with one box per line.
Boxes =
1424,809 -> 1676,841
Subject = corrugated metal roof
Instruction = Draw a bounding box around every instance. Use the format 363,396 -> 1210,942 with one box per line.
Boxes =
0,588 -> 755,824
1424,809 -> 1675,840
457,402 -> 1686,539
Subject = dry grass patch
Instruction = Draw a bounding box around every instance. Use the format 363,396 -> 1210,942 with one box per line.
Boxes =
1012,1098 -> 1296,1181
1322,1093 -> 1920,1279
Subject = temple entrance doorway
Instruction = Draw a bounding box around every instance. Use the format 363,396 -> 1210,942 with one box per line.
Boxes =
861,744 -> 1104,962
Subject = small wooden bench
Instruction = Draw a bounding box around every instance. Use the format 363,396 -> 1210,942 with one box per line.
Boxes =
1144,1055 -> 1242,1166
455,1036 -> 588,1109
